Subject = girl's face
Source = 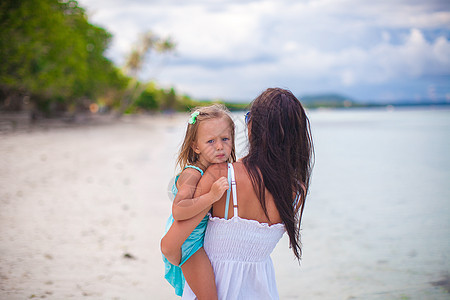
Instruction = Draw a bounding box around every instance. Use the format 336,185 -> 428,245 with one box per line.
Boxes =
193,117 -> 233,169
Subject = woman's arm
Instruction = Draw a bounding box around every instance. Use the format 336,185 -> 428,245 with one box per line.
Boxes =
172,169 -> 228,220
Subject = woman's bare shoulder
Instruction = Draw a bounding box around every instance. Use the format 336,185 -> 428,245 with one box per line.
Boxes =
204,162 -> 229,179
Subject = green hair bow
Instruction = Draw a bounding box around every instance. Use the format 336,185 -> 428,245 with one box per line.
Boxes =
188,111 -> 200,124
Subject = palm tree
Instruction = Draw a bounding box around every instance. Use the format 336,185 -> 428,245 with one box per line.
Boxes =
118,31 -> 175,115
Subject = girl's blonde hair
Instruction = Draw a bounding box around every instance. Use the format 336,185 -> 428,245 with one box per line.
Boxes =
176,104 -> 236,172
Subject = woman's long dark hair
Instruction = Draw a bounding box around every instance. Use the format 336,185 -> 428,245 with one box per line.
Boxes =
242,88 -> 314,260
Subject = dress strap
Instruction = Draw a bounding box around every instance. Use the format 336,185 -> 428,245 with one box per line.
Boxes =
184,165 -> 204,176
228,163 -> 238,217
224,163 -> 232,220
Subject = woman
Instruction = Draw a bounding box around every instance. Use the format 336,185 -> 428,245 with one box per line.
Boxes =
179,88 -> 314,299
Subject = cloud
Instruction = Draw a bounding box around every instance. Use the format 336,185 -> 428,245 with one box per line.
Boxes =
78,0 -> 450,101
155,28 -> 450,99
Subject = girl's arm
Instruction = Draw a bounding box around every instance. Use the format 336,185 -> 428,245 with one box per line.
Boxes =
162,164 -> 227,263
161,207 -> 211,265
172,168 -> 228,220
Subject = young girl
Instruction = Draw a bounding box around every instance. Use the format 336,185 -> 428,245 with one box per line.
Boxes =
161,104 -> 236,298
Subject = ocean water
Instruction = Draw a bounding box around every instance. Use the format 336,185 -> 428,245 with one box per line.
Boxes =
234,107 -> 450,299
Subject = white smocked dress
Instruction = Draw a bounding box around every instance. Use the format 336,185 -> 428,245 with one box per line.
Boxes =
182,163 -> 286,300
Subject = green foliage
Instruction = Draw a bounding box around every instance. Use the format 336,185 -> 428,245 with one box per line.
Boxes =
162,87 -> 176,110
128,83 -> 181,112
0,0 -> 248,115
0,0 -> 127,112
118,31 -> 175,115
223,102 -> 249,111
300,94 -> 355,108
126,82 -> 248,113
134,83 -> 159,111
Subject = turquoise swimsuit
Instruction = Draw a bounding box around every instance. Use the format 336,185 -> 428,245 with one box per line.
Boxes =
162,165 -> 209,296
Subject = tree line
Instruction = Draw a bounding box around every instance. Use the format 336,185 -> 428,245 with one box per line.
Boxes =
0,0 -> 247,118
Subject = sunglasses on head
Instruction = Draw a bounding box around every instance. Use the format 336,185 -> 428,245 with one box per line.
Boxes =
244,111 -> 250,124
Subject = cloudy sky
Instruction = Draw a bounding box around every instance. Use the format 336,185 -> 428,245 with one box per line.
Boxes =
77,0 -> 450,103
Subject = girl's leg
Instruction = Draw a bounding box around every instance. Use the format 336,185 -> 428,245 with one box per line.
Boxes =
161,208 -> 210,265
161,221 -> 183,265
181,247 -> 217,300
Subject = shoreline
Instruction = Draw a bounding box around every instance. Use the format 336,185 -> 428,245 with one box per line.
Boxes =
2,103 -> 450,134
0,111 -> 191,136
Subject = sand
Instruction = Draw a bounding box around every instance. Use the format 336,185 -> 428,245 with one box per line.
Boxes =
0,114 -> 183,299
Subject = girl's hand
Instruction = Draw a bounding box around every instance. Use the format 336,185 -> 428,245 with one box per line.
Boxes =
209,177 -> 229,203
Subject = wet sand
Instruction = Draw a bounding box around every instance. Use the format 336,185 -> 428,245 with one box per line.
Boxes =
0,112 -> 448,299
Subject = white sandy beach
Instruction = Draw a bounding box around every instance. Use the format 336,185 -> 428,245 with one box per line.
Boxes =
0,110 -> 449,299
0,114 -> 185,299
